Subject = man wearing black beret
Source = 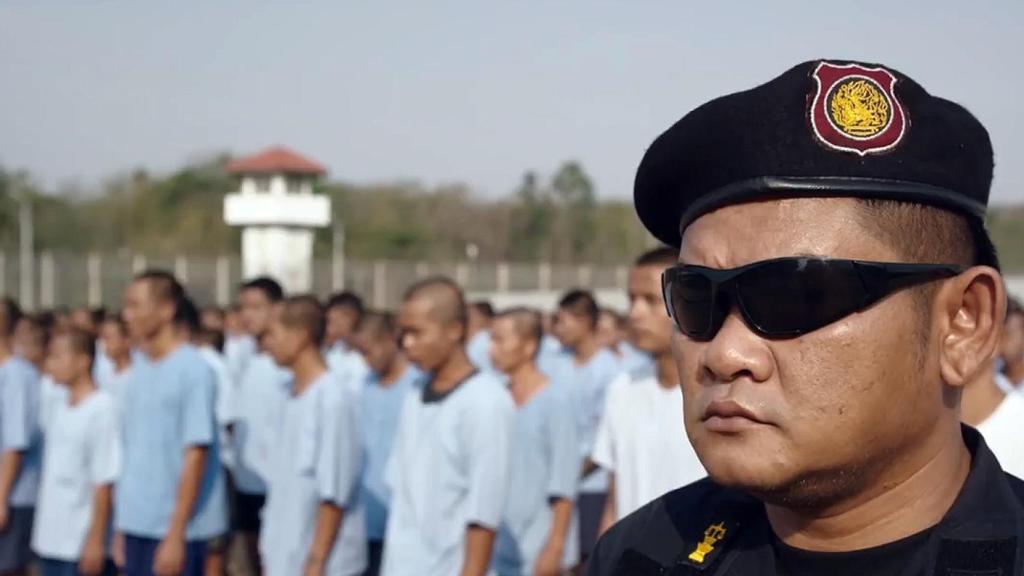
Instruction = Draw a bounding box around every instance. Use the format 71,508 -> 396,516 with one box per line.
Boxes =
587,60 -> 1023,575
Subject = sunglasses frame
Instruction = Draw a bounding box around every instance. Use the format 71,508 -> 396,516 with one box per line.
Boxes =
661,257 -> 964,340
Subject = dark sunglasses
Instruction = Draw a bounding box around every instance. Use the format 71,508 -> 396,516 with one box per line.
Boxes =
661,257 -> 963,340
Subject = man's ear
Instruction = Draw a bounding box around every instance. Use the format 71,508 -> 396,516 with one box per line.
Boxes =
447,320 -> 467,346
937,267 -> 1006,388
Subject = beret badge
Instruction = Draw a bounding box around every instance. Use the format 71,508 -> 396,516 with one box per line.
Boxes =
810,61 -> 907,156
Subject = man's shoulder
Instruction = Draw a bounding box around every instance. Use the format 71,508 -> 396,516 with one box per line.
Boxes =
2,355 -> 39,381
1006,471 -> 1024,505
592,478 -> 763,574
462,371 -> 514,410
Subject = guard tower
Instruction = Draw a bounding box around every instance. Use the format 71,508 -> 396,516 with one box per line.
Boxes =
223,146 -> 330,293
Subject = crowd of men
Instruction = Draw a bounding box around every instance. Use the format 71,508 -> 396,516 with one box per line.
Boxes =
2,242 -> 1022,576
0,245 -> 745,576
5,57 -> 1023,576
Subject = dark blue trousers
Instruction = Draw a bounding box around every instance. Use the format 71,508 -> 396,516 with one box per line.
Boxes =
123,535 -> 206,576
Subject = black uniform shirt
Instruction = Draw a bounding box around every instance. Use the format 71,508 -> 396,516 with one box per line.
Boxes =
587,426 -> 1024,575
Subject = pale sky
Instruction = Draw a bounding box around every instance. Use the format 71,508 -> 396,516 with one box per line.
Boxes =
1,0 -> 1022,205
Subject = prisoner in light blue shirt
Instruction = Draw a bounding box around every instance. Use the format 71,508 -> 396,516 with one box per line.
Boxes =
382,372 -> 515,576
494,384 -> 580,576
233,351 -> 292,495
0,355 -> 42,507
260,372 -> 367,576
617,341 -> 655,380
542,347 -> 623,494
466,330 -> 495,374
115,344 -> 227,540
360,365 -> 424,543
326,342 -> 371,400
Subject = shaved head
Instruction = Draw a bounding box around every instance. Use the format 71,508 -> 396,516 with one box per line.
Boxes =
403,277 -> 467,338
494,307 -> 543,352
280,295 -> 326,346
356,310 -> 397,341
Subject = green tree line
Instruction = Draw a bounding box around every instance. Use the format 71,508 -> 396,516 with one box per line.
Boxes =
0,157 -> 1021,270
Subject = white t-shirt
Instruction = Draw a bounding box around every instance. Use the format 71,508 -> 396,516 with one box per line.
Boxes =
32,390 -> 121,561
591,374 -> 705,520
977,390 -> 1024,480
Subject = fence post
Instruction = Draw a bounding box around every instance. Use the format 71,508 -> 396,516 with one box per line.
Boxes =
538,262 -> 551,291
216,256 -> 231,306
87,253 -> 102,307
373,261 -> 386,308
615,265 -> 628,289
131,255 -> 147,274
455,263 -> 469,288
332,224 -> 346,292
497,262 -> 510,293
174,256 -> 189,284
39,251 -> 54,309
19,197 -> 34,311
577,264 -> 592,287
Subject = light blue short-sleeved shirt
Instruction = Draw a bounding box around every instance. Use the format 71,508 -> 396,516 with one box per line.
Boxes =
115,344 -> 227,540
0,355 -> 42,507
542,348 -> 623,494
233,352 -> 292,495
224,334 -> 256,384
466,331 -> 495,374
326,343 -> 371,401
360,365 -> 424,542
618,342 -> 655,380
32,390 -> 122,561
493,384 -> 580,575
382,372 -> 515,576
260,372 -> 367,576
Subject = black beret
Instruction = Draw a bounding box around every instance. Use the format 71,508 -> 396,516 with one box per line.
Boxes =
634,59 -> 994,247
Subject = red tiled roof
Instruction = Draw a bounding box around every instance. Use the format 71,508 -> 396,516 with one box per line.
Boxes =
225,146 -> 327,176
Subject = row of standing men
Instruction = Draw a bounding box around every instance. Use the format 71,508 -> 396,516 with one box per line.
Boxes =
0,246 -> 709,576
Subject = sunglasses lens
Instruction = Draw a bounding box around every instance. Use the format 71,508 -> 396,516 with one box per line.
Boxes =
737,259 -> 866,336
667,271 -> 715,337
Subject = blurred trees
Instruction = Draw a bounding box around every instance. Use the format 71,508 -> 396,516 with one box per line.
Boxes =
1,159 -> 1021,270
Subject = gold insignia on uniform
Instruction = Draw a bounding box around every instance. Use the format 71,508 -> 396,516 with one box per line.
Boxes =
687,522 -> 727,563
828,78 -> 891,138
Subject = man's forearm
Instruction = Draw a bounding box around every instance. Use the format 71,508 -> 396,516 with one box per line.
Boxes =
546,497 -> 573,551
307,502 -> 344,565
598,476 -> 617,537
460,524 -> 497,576
580,458 -> 599,481
86,484 -> 113,544
166,446 -> 208,540
0,451 -> 23,504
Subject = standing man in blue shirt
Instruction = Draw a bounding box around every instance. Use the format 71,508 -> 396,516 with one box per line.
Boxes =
324,292 -> 370,399
233,277 -> 290,574
0,298 -> 41,576
260,296 -> 366,576
465,301 -> 495,374
382,277 -> 515,576
350,311 -> 424,575
118,271 -> 225,576
547,290 -> 624,569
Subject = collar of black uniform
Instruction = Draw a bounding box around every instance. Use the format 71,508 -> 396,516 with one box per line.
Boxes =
615,425 -> 1023,575
421,369 -> 478,403
928,424 -> 1021,575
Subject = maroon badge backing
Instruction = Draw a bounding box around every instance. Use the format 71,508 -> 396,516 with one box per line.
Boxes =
810,62 -> 907,156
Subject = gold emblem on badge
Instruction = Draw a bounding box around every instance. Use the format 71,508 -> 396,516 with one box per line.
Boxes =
827,78 -> 891,138
687,522 -> 727,563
